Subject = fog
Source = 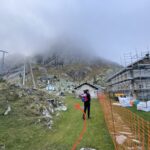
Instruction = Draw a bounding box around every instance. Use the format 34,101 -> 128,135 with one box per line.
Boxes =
1,0 -> 150,64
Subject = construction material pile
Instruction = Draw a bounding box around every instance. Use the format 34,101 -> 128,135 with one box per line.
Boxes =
137,101 -> 150,112
117,96 -> 150,112
118,96 -> 133,107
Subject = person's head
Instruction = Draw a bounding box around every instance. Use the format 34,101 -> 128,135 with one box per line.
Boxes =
86,89 -> 89,94
83,90 -> 87,94
84,89 -> 89,94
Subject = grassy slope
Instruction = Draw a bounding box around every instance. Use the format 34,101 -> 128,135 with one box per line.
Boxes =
0,95 -> 114,150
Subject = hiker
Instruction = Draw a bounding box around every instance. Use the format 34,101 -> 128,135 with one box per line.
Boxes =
83,89 -> 91,119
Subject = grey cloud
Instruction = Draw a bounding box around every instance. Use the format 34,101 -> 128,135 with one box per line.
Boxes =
0,0 -> 150,64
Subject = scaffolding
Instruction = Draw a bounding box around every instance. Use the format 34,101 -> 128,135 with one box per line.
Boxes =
107,51 -> 150,102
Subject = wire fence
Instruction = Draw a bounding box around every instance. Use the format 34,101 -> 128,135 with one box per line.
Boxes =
98,93 -> 150,150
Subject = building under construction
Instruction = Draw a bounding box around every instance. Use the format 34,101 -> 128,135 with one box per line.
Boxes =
107,53 -> 150,100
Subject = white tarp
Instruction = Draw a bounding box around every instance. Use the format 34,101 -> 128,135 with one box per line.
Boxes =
118,96 -> 133,107
137,101 -> 150,112
46,84 -> 55,91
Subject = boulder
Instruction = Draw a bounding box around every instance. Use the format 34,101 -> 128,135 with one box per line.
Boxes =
4,105 -> 11,115
55,106 -> 67,111
9,91 -> 14,96
0,144 -> 5,150
116,135 -> 127,145
17,92 -> 23,98
42,107 -> 52,118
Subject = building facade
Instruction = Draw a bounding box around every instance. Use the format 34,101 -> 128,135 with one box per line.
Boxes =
107,54 -> 150,100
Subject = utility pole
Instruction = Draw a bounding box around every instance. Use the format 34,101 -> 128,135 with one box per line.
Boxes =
29,62 -> 36,89
23,62 -> 26,86
0,50 -> 8,71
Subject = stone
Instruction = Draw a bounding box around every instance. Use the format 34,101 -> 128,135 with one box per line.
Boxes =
116,135 -> 127,145
9,91 -> 14,96
55,106 -> 67,111
60,106 -> 67,111
49,107 -> 54,114
119,131 -> 132,135
132,139 -> 141,144
0,144 -> 5,150
4,105 -> 11,115
56,113 -> 60,116
18,92 -> 23,98
42,108 -> 52,118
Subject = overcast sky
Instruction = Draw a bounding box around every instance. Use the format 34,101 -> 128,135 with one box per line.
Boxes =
1,0 -> 150,64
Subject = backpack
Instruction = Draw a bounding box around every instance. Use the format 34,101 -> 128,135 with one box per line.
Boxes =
81,94 -> 88,102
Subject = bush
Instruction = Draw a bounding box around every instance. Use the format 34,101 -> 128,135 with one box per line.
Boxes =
0,78 -> 5,83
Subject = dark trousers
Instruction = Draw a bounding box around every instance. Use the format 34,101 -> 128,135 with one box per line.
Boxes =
83,102 -> 90,119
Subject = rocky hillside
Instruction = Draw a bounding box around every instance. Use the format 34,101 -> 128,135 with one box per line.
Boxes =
0,80 -> 67,129
33,50 -> 121,86
2,46 -> 122,89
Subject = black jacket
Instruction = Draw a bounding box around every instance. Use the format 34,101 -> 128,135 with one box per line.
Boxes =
86,93 -> 91,103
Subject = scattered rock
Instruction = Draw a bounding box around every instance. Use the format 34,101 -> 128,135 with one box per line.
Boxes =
132,139 -> 141,144
116,135 -> 127,145
0,144 -> 5,150
56,113 -> 60,116
9,91 -> 14,96
127,147 -> 134,150
17,92 -> 23,98
119,131 -> 132,135
4,105 -> 11,115
55,106 -> 67,111
42,107 -> 52,118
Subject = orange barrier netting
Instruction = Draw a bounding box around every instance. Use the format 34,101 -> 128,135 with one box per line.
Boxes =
98,93 -> 150,150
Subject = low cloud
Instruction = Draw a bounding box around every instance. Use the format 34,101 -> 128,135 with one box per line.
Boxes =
0,0 -> 150,63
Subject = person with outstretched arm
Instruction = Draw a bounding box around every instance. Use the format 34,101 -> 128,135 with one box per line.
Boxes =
83,89 -> 91,120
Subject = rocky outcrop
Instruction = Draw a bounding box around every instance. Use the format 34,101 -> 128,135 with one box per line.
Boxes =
0,82 -> 67,129
0,144 -> 5,150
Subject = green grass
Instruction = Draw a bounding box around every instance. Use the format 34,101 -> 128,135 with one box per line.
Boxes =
0,95 -> 114,150
127,106 -> 150,121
